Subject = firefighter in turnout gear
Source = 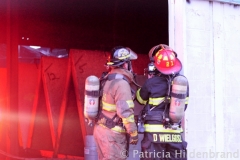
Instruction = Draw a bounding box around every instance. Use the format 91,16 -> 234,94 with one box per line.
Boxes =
136,44 -> 189,160
93,46 -> 138,160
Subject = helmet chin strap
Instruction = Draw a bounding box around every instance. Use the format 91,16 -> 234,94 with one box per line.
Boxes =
127,61 -> 133,72
118,61 -> 132,72
117,61 -> 142,88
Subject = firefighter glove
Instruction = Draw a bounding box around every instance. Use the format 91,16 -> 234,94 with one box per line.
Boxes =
129,130 -> 138,145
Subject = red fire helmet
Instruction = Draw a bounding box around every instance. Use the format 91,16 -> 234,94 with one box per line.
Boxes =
152,44 -> 182,75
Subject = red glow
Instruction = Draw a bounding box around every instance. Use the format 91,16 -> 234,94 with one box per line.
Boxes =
40,150 -> 84,159
0,68 -> 7,152
0,68 -> 7,122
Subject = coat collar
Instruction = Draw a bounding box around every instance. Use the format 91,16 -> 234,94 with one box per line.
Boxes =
109,68 -> 133,82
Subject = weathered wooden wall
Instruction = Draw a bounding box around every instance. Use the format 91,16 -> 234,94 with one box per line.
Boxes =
0,49 -> 148,159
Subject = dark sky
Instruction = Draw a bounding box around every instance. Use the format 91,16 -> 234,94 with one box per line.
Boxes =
1,0 -> 169,54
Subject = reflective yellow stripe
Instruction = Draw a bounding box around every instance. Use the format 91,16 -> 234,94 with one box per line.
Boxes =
185,97 -> 189,104
122,115 -> 135,124
99,124 -> 126,133
136,89 -> 147,105
118,54 -> 130,60
111,126 -> 126,133
149,97 -> 165,105
126,100 -> 134,109
144,124 -> 183,133
102,101 -> 116,112
107,62 -> 114,65
99,124 -> 107,129
102,100 -> 134,112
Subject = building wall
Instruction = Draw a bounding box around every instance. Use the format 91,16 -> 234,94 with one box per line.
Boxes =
172,0 -> 240,159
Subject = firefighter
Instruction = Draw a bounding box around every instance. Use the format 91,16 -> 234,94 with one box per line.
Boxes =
136,44 -> 189,160
93,46 -> 138,160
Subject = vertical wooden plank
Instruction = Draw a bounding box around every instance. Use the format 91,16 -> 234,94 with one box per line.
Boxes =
6,0 -> 19,159
30,76 -> 53,153
222,3 -> 240,152
70,49 -> 106,140
0,68 -> 7,160
27,63 -> 42,148
53,57 -> 71,157
213,1 -> 225,155
168,0 -> 175,48
41,56 -> 69,150
18,63 -> 40,149
174,0 -> 187,72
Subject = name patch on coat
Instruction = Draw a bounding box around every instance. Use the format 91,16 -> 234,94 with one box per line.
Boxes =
153,133 -> 182,143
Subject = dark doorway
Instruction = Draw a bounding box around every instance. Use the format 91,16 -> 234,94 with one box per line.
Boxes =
1,0 -> 169,54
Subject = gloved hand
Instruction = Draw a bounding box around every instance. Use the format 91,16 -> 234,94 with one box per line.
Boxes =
129,130 -> 138,145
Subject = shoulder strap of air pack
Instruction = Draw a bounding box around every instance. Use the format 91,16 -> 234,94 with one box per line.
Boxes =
98,73 -> 130,99
107,73 -> 136,95
97,73 -> 129,111
107,73 -> 129,83
96,73 -> 128,127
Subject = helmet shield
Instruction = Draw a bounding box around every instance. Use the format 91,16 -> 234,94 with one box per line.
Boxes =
106,46 -> 137,67
126,47 -> 138,60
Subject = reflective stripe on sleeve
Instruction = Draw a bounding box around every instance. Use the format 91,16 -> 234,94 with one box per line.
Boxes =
136,89 -> 147,105
122,114 -> 135,124
102,100 -> 134,112
102,101 -> 116,112
149,97 -> 165,106
126,100 -> 134,109
185,97 -> 189,104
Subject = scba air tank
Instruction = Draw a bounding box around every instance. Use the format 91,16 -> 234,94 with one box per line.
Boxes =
169,75 -> 188,124
84,75 -> 100,125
